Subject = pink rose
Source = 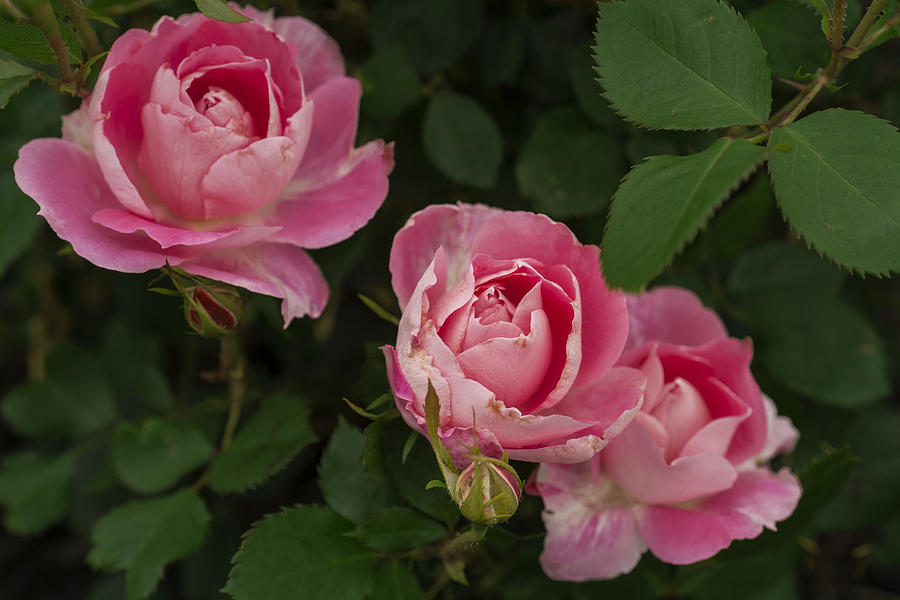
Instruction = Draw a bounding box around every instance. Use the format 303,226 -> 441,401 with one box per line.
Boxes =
13,6 -> 393,326
530,287 -> 801,581
381,203 -> 646,465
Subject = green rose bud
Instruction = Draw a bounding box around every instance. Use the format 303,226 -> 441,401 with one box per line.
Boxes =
163,267 -> 243,338
454,457 -> 521,526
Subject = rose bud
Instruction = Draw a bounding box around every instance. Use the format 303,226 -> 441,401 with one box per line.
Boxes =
167,267 -> 242,337
455,458 -> 521,526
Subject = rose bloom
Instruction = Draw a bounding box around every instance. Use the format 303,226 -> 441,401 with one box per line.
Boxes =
530,287 -> 801,581
14,6 -> 393,326
382,203 -> 646,465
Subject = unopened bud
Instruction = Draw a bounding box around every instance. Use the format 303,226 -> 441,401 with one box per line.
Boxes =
454,459 -> 521,526
164,266 -> 243,338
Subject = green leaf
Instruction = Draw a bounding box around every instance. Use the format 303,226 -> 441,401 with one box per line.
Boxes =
728,241 -> 846,310
2,343 -> 116,440
192,0 -> 249,23
224,505 -> 378,600
747,0 -> 830,79
602,137 -> 767,291
785,447 -> 857,535
371,0 -> 482,73
594,0 -> 772,129
102,323 -> 174,415
768,109 -> 900,276
0,451 -> 75,534
369,560 -> 427,600
0,21 -> 58,64
318,417 -> 395,524
360,48 -> 420,122
88,489 -> 211,600
759,300 -> 890,406
207,394 -> 316,494
570,48 -> 621,129
348,508 -> 447,553
476,17 -> 524,87
113,419 -> 213,494
516,108 -> 624,218
0,171 -> 40,275
0,58 -> 35,109
423,92 -> 503,189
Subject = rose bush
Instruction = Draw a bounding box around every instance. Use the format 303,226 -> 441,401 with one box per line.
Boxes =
14,6 -> 393,325
382,203 -> 646,465
530,287 -> 801,581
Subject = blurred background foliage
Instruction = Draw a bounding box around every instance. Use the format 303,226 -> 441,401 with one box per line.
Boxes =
0,0 -> 898,598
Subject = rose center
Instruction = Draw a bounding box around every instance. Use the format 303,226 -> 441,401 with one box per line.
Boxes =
472,286 -> 514,325
194,86 -> 256,137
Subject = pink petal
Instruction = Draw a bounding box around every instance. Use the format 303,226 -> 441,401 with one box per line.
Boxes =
91,63 -> 156,219
389,204 -> 503,308
470,211 -> 628,389
136,102 -> 248,220
61,101 -> 93,152
545,366 -> 646,438
638,468 -> 801,564
602,420 -> 737,505
178,242 -> 328,326
456,309 -> 553,410
14,139 -> 188,272
650,378 -> 712,462
201,106 -> 312,218
267,140 -> 393,249
286,76 -> 362,190
91,208 -> 280,249
238,5 -> 345,94
625,286 -> 728,352
755,395 -> 800,464
688,338 -> 767,465
534,458 -> 646,581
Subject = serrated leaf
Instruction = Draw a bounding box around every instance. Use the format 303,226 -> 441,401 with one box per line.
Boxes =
786,447 -> 856,535
318,417 -> 395,524
594,0 -> 772,129
2,343 -> 116,440
768,109 -> 900,276
0,58 -> 35,109
602,137 -> 767,291
207,394 -> 315,494
88,489 -> 211,600
422,92 -> 502,189
0,21 -> 59,64
759,300 -> 890,407
192,0 -> 249,22
370,560 -> 427,600
0,451 -> 75,534
348,508 -> 447,553
224,505 -> 378,600
360,48 -> 420,122
516,108 -> 625,218
113,419 -> 213,494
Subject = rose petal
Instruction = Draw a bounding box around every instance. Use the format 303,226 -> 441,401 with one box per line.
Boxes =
638,468 -> 801,564
456,309 -> 553,410
389,204 -> 503,308
178,241 -> 328,326
239,4 -> 345,93
201,105 -> 312,218
267,139 -> 393,249
625,286 -> 728,351
470,211 -> 628,388
756,395 -> 800,463
602,420 -> 738,505
14,139 -> 189,272
92,207 -> 280,249
534,458 -> 646,581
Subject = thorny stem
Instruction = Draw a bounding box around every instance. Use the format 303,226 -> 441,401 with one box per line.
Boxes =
60,0 -> 103,57
830,0 -> 847,52
30,2 -> 77,93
